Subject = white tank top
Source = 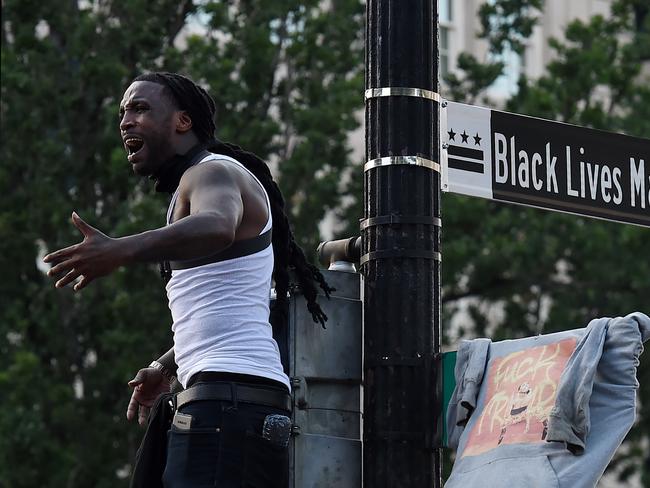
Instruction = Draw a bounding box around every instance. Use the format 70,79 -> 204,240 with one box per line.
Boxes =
165,153 -> 289,390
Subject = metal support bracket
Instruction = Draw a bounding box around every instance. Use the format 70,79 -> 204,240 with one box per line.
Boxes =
360,214 -> 442,231
365,87 -> 441,103
364,156 -> 440,173
360,249 -> 442,267
291,376 -> 309,410
440,98 -> 450,192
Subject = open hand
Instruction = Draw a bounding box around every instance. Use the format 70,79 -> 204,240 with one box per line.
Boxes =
43,212 -> 126,291
126,367 -> 171,426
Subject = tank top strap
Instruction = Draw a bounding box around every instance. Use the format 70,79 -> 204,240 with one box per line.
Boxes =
166,153 -> 272,233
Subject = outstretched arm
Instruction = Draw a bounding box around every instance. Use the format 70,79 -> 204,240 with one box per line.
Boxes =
43,163 -> 243,291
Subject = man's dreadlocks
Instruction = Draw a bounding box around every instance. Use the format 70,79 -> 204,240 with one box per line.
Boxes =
133,72 -> 333,326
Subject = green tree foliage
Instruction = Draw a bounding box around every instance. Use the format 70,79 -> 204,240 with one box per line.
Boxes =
442,1 -> 650,485
0,1 -> 363,486
3,0 -> 648,486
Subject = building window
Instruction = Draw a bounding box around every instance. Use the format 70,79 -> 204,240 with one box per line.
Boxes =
439,0 -> 452,23
439,0 -> 453,80
440,26 -> 450,78
484,0 -> 528,97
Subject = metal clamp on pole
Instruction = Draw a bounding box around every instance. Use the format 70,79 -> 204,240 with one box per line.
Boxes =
359,249 -> 442,267
360,215 -> 442,231
364,156 -> 440,173
365,87 -> 442,103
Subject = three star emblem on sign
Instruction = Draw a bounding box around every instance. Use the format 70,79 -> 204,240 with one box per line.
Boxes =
448,129 -> 481,146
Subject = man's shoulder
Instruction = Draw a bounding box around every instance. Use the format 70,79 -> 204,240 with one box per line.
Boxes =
190,155 -> 242,176
179,158 -> 241,193
203,152 -> 240,164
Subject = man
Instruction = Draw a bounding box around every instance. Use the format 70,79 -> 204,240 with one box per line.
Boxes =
44,72 -> 332,487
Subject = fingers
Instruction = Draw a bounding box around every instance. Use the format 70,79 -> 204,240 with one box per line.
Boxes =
128,368 -> 149,387
126,389 -> 140,421
43,243 -> 79,264
43,211 -> 100,264
73,275 -> 94,291
127,369 -> 160,424
55,268 -> 82,289
47,260 -> 74,277
47,261 -> 77,283
72,212 -> 97,237
47,262 -> 94,291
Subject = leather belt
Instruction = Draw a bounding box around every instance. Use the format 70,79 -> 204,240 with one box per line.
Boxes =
176,381 -> 291,412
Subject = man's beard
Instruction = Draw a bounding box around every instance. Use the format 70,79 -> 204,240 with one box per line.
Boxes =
133,132 -> 174,177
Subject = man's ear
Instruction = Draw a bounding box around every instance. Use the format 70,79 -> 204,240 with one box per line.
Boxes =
176,111 -> 193,133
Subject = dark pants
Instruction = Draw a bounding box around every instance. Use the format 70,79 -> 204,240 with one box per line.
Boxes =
162,384 -> 290,488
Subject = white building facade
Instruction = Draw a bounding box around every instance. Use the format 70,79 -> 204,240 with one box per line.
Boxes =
439,0 -> 614,101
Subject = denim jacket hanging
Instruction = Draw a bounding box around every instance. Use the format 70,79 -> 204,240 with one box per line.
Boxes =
445,312 -> 650,488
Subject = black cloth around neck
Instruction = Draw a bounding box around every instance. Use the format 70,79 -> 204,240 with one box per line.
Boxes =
150,143 -> 210,194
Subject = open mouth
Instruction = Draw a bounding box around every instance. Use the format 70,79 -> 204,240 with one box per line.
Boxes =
124,136 -> 145,161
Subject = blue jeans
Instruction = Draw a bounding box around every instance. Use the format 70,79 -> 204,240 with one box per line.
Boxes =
162,393 -> 290,487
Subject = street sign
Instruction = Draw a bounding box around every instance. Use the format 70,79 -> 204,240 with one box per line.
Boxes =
441,101 -> 650,227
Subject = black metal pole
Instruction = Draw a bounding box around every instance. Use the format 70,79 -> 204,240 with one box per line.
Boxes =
363,1 -> 441,487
